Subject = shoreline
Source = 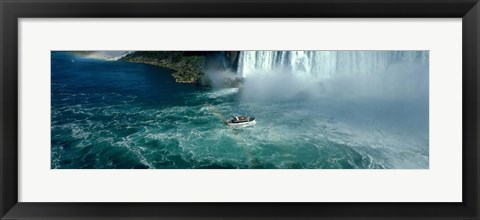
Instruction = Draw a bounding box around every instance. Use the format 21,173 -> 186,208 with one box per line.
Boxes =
120,52 -> 206,84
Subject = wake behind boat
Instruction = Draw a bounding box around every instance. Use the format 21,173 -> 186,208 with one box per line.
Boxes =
226,116 -> 256,126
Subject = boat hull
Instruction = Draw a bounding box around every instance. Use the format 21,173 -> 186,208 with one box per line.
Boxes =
227,120 -> 256,127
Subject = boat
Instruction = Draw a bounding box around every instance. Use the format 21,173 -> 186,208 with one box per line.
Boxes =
226,116 -> 256,126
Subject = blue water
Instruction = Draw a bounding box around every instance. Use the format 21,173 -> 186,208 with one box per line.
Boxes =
51,52 -> 429,169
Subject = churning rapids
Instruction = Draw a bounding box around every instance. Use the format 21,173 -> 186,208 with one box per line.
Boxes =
51,51 -> 429,169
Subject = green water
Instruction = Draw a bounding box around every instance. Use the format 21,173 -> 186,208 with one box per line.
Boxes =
51,52 -> 429,169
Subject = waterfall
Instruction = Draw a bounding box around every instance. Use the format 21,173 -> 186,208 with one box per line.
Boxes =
237,51 -> 429,100
237,51 -> 428,78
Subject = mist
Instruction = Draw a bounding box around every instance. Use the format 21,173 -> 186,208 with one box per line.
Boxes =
238,53 -> 429,102
201,69 -> 243,88
83,51 -> 132,60
236,51 -> 430,139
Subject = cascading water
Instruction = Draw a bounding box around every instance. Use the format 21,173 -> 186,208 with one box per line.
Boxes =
237,51 -> 429,101
233,51 -> 429,168
51,51 -> 430,169
237,51 -> 428,78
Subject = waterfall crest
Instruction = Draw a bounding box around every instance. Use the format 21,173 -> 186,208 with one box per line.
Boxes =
237,51 -> 428,78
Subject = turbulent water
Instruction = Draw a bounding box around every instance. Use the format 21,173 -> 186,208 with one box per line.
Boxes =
51,51 -> 429,169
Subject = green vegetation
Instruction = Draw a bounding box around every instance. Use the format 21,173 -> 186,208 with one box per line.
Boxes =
121,52 -> 206,84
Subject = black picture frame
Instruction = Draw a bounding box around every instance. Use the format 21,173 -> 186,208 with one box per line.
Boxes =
1,0 -> 479,219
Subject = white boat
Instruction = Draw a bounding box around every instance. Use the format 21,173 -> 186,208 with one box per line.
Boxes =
226,116 -> 256,126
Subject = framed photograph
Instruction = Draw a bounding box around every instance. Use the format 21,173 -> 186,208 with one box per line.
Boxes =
1,0 -> 479,219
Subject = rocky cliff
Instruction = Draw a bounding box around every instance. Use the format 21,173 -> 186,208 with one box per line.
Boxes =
120,51 -> 240,85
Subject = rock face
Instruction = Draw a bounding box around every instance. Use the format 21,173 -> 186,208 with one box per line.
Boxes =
121,51 -> 240,86
225,51 -> 240,70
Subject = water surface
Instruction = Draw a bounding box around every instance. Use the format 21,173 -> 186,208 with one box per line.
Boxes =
51,52 -> 428,169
